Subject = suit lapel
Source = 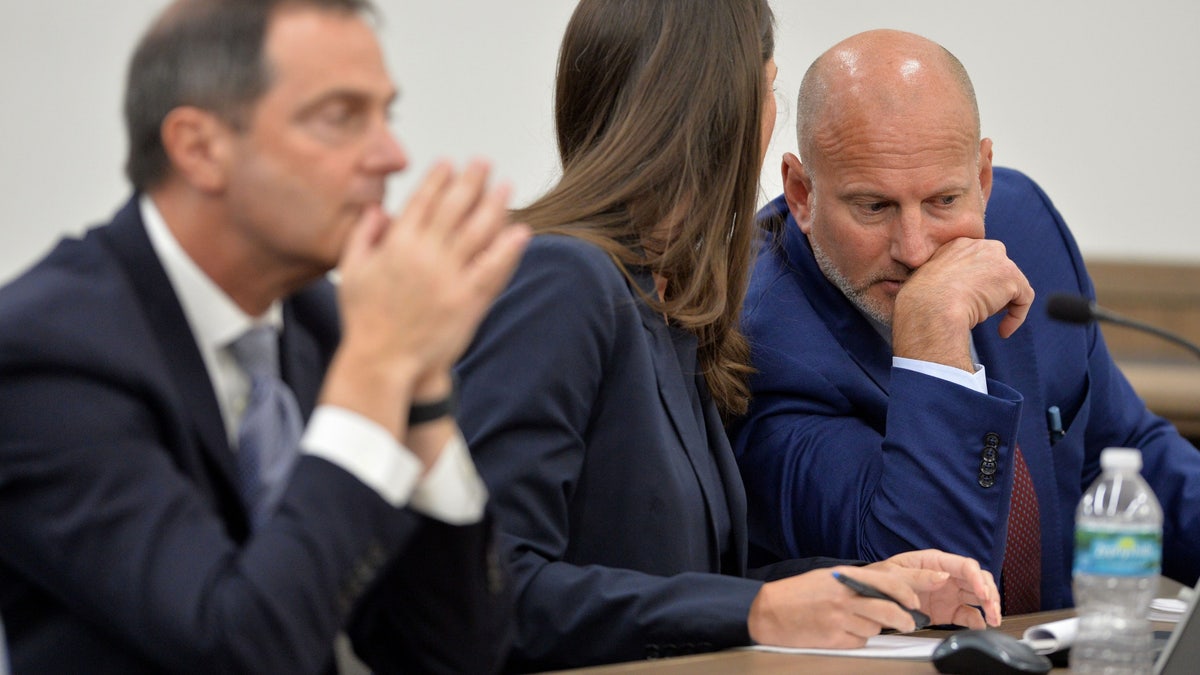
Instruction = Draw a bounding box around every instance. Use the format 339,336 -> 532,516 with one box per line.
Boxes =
696,374 -> 751,574
779,211 -> 892,393
636,293 -> 710,478
631,269 -> 729,564
96,198 -> 242,500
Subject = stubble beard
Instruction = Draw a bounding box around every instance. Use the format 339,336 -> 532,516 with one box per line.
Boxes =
809,236 -> 895,328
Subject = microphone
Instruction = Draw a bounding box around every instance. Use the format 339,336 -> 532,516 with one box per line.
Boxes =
1046,293 -> 1200,361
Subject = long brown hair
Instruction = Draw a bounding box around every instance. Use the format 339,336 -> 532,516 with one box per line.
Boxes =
514,0 -> 775,418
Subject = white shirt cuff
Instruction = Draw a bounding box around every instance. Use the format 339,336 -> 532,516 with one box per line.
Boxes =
302,405 -> 422,507
300,406 -> 486,524
410,432 -> 487,525
893,356 -> 989,395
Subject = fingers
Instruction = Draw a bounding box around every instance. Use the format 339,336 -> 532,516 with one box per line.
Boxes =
932,553 -> 1000,623
950,603 -> 988,630
856,562 -> 948,597
941,581 -> 998,629
383,159 -> 518,269
340,205 -> 389,268
879,550 -> 1002,628
977,568 -> 1002,626
391,158 -> 496,251
998,277 -> 1035,339
425,159 -> 491,242
941,558 -> 1001,626
839,567 -> 933,618
842,608 -> 896,641
465,221 -> 531,300
831,574 -> 921,633
334,158 -> 525,378
454,180 -> 517,263
904,237 -> 1031,332
898,548 -> 974,579
391,160 -> 454,233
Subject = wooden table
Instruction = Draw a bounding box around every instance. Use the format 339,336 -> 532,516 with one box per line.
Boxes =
551,608 -> 1180,674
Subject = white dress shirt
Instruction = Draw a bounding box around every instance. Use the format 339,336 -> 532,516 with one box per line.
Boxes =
894,356 -> 988,395
0,612 -> 9,675
140,196 -> 485,524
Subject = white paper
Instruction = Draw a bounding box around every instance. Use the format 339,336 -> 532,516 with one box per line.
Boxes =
1020,597 -> 1187,655
746,634 -> 940,660
1149,597 -> 1187,622
1022,616 -> 1078,654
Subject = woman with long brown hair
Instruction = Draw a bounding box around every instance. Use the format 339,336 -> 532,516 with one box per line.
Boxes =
455,0 -> 1000,670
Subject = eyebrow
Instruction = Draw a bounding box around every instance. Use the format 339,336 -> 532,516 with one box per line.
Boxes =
839,189 -> 892,202
839,184 -> 969,202
293,87 -> 398,119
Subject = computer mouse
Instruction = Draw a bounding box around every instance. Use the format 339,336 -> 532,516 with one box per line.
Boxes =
932,629 -> 1053,675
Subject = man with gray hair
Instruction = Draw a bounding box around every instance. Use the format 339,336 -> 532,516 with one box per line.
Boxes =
732,28 -> 1200,614
0,0 -> 527,671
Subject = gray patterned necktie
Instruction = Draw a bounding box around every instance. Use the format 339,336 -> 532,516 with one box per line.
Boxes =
229,326 -> 303,530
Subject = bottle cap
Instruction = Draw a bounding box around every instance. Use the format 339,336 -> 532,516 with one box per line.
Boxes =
1100,447 -> 1143,471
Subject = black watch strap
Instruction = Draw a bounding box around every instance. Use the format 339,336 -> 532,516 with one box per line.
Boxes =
408,377 -> 458,426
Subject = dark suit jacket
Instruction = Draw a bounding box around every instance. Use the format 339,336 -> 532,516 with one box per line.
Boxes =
0,197 -> 508,674
731,167 -> 1200,610
456,235 -> 845,672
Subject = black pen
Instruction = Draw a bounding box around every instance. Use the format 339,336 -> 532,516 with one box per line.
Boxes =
833,571 -> 931,630
1047,406 -> 1064,445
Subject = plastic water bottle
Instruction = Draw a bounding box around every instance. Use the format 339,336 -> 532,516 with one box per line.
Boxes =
1071,447 -> 1162,675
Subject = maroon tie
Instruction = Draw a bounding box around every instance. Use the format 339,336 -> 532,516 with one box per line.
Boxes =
1002,445 -> 1042,614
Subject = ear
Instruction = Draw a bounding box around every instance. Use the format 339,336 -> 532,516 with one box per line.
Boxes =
977,137 -> 994,204
159,106 -> 235,194
781,152 -> 815,234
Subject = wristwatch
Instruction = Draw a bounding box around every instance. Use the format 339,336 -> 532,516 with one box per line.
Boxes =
408,377 -> 458,425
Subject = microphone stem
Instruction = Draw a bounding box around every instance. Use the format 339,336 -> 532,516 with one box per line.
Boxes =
1103,314 -> 1200,361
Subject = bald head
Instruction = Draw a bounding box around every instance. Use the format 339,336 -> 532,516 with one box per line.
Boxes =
796,29 -> 979,166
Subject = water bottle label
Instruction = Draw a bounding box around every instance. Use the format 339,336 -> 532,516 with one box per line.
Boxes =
1073,528 -> 1162,577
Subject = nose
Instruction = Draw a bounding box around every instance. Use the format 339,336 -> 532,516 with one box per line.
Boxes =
888,207 -> 937,270
364,122 -> 409,176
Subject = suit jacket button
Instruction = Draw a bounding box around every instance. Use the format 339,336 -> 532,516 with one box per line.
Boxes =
979,473 -> 996,488
980,459 -> 997,475
984,432 -> 1000,448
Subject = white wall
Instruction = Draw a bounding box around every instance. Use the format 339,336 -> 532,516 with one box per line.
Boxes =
2,1 -> 1198,282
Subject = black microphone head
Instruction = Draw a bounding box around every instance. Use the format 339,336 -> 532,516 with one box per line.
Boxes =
1046,293 -> 1096,324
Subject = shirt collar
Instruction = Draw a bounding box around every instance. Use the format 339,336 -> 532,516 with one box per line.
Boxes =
139,195 -> 283,351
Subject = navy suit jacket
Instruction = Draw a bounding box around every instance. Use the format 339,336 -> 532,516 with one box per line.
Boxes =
731,167 -> 1200,610
456,235 -> 844,671
0,197 -> 508,674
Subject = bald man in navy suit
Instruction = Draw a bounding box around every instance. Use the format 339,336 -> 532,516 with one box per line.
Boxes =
732,29 -> 1200,614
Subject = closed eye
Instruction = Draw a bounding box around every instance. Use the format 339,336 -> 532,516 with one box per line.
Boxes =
315,99 -> 367,130
296,92 -> 379,144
